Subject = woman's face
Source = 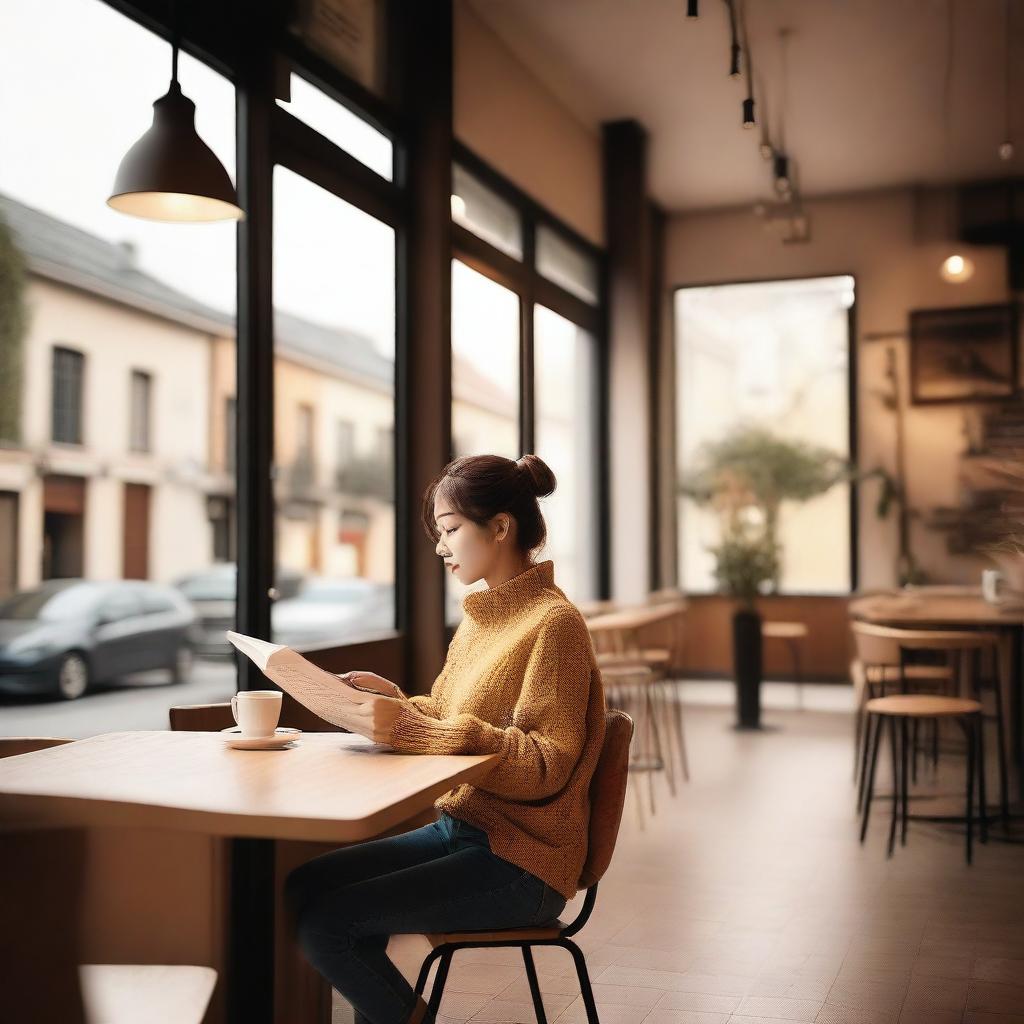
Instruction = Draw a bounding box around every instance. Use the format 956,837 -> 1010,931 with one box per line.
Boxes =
433,493 -> 509,586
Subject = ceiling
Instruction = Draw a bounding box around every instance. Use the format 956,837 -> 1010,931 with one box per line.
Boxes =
468,0 -> 1023,212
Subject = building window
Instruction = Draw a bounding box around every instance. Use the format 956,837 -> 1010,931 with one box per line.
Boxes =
129,370 -> 152,453
336,418 -> 356,471
674,276 -> 854,594
51,346 -> 84,445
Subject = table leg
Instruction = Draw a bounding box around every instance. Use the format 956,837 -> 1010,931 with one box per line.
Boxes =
998,628 -> 1021,800
227,838 -> 276,1024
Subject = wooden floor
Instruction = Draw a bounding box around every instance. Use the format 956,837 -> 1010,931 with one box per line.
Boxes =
335,681 -> 1024,1024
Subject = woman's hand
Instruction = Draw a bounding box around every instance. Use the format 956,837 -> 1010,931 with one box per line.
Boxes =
336,671 -> 404,700
342,693 -> 406,745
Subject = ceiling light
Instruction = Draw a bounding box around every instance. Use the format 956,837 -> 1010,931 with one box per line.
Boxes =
742,97 -> 756,128
999,140 -> 1015,161
108,34 -> 242,222
940,253 -> 975,283
687,0 -> 698,17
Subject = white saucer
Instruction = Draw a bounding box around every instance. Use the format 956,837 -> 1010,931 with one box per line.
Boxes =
221,726 -> 301,750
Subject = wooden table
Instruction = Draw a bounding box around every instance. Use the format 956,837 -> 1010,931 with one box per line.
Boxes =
0,731 -> 499,1024
849,589 -> 1024,792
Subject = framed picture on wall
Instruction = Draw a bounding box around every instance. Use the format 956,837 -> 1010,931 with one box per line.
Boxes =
909,303 -> 1018,404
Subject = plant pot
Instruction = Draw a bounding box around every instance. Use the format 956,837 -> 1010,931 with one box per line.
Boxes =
732,606 -> 763,729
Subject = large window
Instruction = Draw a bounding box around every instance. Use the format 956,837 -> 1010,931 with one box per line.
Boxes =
451,260 -> 520,460
675,276 -> 854,594
272,166 -> 396,648
0,0 -> 236,729
534,306 -> 599,602
448,151 -> 606,614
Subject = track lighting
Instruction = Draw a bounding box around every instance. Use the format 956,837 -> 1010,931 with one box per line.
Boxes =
742,96 -> 756,128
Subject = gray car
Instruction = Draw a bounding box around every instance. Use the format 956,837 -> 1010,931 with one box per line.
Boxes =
0,579 -> 198,701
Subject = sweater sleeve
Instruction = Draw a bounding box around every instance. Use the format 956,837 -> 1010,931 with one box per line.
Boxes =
387,608 -> 593,801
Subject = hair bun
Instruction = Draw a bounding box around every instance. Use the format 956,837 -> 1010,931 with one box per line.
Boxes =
516,454 -> 557,498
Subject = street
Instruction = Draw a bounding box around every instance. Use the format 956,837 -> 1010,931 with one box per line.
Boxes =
0,658 -> 238,739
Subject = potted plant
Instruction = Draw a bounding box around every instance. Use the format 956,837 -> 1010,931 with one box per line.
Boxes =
682,426 -> 847,728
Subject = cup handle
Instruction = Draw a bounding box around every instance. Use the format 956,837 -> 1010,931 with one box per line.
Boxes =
231,694 -> 239,726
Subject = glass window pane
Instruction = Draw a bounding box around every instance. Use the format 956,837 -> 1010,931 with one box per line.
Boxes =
448,259 -> 521,622
451,165 -> 523,260
534,306 -> 599,602
277,72 -> 393,181
0,0 -> 237,735
272,166 -> 396,648
675,276 -> 853,594
536,226 -> 600,305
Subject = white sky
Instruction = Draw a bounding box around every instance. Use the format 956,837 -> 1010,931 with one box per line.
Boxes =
0,0 -> 398,356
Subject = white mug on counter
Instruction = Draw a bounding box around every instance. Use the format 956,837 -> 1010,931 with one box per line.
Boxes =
230,690 -> 282,738
982,568 -> 1006,604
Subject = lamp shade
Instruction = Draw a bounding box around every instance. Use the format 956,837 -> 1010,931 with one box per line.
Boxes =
108,81 -> 243,222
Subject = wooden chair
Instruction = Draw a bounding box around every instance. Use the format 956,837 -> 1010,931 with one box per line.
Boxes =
859,695 -> 985,864
413,711 -> 634,1024
0,738 -> 217,1024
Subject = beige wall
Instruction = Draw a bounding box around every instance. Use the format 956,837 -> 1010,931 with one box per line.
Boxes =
665,188 -> 1014,589
454,1 -> 603,247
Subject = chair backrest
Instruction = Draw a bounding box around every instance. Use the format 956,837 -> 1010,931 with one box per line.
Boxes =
578,709 -> 634,890
851,619 -> 998,658
0,737 -> 74,759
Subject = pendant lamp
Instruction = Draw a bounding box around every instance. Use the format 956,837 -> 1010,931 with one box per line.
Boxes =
108,27 -> 242,222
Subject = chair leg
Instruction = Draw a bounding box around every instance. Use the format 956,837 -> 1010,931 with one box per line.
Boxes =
425,949 -> 454,1023
989,671 -> 1011,827
976,712 -> 989,846
900,717 -> 909,847
667,680 -> 690,782
561,939 -> 601,1024
857,713 -> 878,814
860,713 -> 883,843
414,948 -> 444,997
964,717 -> 975,866
887,717 -> 900,858
790,639 -> 803,710
522,947 -> 548,1024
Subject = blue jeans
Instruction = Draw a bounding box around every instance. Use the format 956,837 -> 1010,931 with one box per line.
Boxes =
284,812 -> 568,1024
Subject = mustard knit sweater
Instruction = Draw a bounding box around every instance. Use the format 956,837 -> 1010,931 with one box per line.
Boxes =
388,560 -> 606,901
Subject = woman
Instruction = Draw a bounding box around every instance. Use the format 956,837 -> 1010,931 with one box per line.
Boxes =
285,453 -> 606,1024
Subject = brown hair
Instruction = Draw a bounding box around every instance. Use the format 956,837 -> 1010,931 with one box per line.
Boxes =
421,453 -> 557,554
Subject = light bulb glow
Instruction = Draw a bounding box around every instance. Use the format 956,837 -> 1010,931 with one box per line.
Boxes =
940,253 -> 975,283
450,194 -> 466,219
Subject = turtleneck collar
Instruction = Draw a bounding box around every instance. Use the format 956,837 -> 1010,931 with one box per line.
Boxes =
462,560 -> 556,627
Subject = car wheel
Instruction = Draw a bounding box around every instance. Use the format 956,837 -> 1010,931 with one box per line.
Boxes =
172,645 -> 194,684
57,652 -> 90,701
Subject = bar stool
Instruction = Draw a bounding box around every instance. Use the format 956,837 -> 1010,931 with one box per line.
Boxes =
859,695 -> 986,863
762,621 -> 808,709
871,626 -> 1009,827
850,621 -> 954,799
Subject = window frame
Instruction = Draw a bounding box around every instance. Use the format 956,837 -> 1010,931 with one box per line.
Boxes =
51,345 -> 85,447
670,273 -> 860,597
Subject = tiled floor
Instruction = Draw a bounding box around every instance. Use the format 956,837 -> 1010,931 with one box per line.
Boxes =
334,681 -> 1024,1024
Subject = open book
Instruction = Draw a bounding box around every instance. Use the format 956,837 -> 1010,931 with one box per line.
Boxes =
226,630 -> 390,733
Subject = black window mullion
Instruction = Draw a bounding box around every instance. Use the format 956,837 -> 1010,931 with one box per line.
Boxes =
520,220 -> 536,456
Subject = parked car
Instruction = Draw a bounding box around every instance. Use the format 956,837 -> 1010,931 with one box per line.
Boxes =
271,577 -> 395,649
0,579 -> 198,701
174,563 -> 303,657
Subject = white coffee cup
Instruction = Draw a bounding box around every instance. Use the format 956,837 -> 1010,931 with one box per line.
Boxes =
230,690 -> 282,738
982,568 -> 1005,604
